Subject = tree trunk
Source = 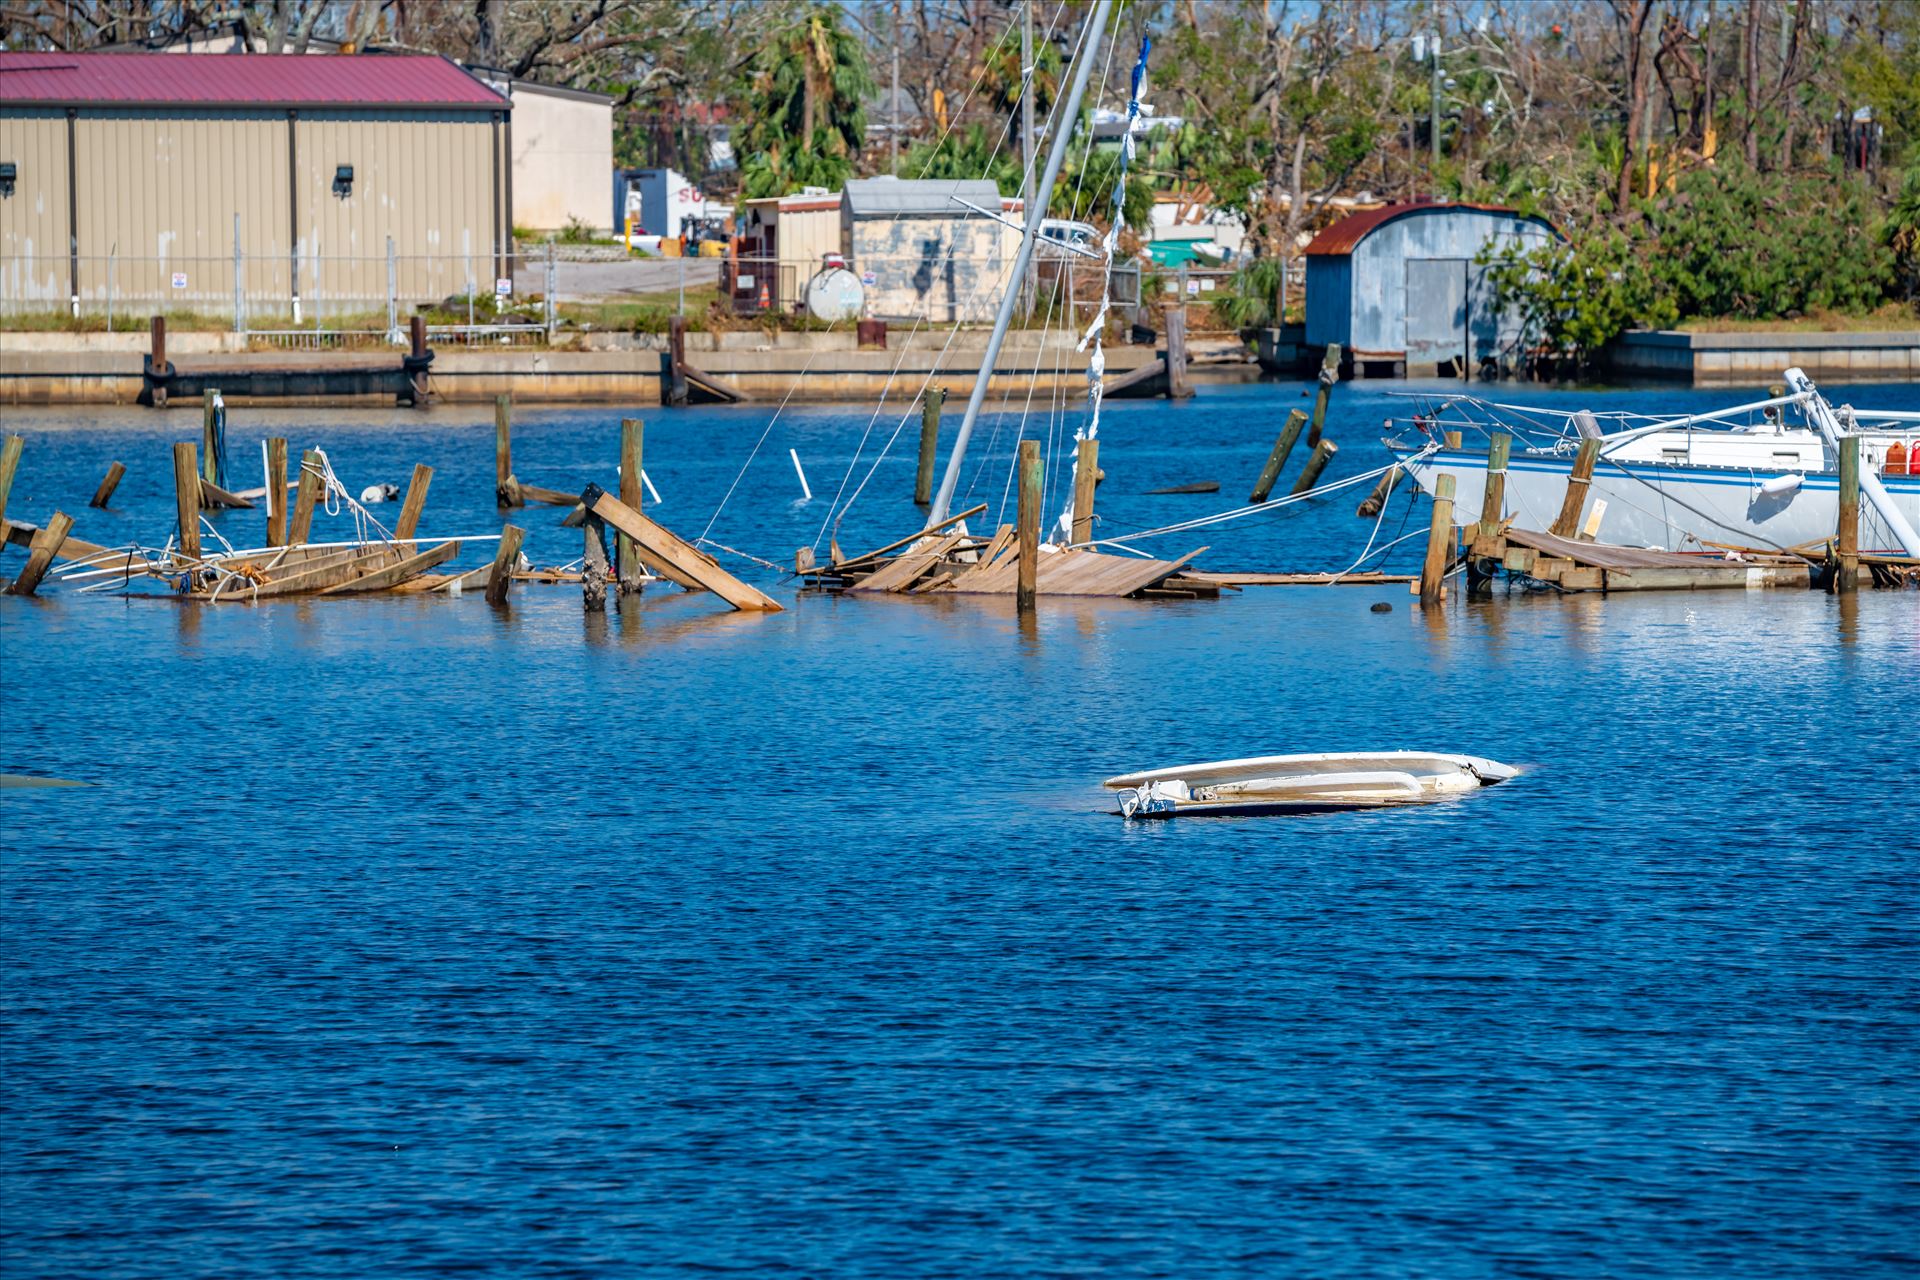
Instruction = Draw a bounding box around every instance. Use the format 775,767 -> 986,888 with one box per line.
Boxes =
1743,0 -> 1762,167
1615,0 -> 1654,220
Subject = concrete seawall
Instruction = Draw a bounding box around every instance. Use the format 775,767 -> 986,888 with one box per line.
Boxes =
1605,329 -> 1920,383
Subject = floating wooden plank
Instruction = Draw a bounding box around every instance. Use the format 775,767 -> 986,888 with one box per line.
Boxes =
1180,570 -> 1418,586
1146,480 -> 1220,495
319,540 -> 460,595
199,479 -> 257,510
3,519 -> 113,561
5,510 -> 73,596
515,481 -> 582,507
850,532 -> 967,593
583,485 -> 782,612
835,503 -> 989,573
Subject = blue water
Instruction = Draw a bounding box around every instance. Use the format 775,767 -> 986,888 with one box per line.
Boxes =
3,378 -> 1918,1278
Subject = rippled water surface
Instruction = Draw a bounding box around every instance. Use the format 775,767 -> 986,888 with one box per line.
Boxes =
3,380 -> 1917,1278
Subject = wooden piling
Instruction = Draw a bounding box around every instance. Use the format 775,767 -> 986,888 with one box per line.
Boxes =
1549,437 -> 1602,539
395,463 -> 433,542
0,434 -> 24,525
914,386 -> 944,505
485,524 -> 526,605
1016,439 -> 1042,608
1835,434 -> 1859,594
5,510 -> 72,597
1419,473 -> 1456,606
1306,342 -> 1341,448
1479,432 -> 1510,537
1443,429 -> 1463,449
171,441 -> 202,563
1165,306 -> 1192,399
1290,439 -> 1338,495
1071,437 -> 1099,545
408,315 -> 430,403
264,438 -> 288,545
90,461 -> 126,510
149,316 -> 168,404
1357,465 -> 1400,518
289,448 -> 323,545
663,314 -> 690,407
201,390 -> 220,485
582,517 -> 609,612
495,394 -> 523,506
618,417 -> 645,594
1250,409 -> 1307,503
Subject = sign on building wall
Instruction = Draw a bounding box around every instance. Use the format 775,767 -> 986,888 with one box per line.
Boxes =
171,272 -> 189,289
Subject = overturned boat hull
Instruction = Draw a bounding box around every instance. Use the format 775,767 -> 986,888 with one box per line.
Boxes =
1105,751 -> 1518,818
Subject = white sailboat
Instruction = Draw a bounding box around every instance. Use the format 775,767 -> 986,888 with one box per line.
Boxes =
1387,370 -> 1920,555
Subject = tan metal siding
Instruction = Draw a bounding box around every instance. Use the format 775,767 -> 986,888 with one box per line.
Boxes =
0,110 -> 72,305
294,110 -> 495,317
70,110 -> 288,313
508,90 -> 611,233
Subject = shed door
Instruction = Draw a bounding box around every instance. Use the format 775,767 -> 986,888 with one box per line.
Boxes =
1405,258 -> 1467,372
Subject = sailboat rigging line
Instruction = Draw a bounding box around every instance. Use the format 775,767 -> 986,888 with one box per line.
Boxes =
710,5 -> 1047,551
929,0 -> 1115,525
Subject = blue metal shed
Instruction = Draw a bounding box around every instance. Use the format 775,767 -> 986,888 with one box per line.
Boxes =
1303,202 -> 1561,376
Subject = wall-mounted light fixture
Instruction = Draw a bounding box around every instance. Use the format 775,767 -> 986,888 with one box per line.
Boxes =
0,163 -> 16,198
333,164 -> 354,198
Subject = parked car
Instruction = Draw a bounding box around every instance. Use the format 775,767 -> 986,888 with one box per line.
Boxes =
1036,218 -> 1100,258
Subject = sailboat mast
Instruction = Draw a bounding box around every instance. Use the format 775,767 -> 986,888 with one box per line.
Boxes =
928,0 -> 1113,525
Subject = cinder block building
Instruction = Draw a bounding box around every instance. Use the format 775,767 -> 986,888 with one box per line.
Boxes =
840,177 -> 1020,323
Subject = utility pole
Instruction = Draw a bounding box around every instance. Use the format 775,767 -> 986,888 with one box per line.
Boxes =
891,0 -> 902,172
1019,0 -> 1036,318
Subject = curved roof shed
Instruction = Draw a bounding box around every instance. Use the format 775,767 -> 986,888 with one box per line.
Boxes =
1303,202 -> 1560,372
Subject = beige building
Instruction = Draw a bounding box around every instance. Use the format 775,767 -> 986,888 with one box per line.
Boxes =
469,72 -> 613,236
729,190 -> 843,313
0,51 -> 511,323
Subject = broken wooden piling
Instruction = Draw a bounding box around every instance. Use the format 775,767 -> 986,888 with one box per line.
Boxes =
0,434 -> 22,526
171,442 -> 202,563
485,524 -> 526,605
1072,437 -> 1099,545
582,517 -> 610,612
1290,439 -> 1338,495
395,463 -> 433,545
1016,439 -> 1042,609
1306,342 -> 1340,448
495,394 -> 523,507
90,461 -> 125,510
265,439 -> 288,544
5,510 -> 72,597
1165,305 -> 1193,400
289,449 -> 323,545
1479,432 -> 1510,538
1835,434 -> 1859,595
915,387 -> 944,505
1250,409 -> 1307,504
1419,473 -> 1456,606
200,390 -> 221,486
1357,465 -> 1399,518
618,417 -> 645,595
1549,438 -> 1602,539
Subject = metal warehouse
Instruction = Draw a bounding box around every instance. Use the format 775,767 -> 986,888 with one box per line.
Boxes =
1304,201 -> 1561,378
0,51 -> 512,322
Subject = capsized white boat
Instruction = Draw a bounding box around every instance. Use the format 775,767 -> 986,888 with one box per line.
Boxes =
1104,751 -> 1518,817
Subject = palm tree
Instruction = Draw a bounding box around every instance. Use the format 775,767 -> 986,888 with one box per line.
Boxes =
737,2 -> 876,198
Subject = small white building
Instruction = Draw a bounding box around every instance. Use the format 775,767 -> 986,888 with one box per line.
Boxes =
840,177 -> 1020,323
469,70 -> 614,236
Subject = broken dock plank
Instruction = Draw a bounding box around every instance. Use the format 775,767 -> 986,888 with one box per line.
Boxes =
944,546 -> 1206,597
850,532 -> 968,593
318,540 -> 460,595
582,485 -> 782,612
1180,570 -> 1418,586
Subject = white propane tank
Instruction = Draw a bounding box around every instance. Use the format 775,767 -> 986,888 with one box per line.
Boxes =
805,262 -> 864,323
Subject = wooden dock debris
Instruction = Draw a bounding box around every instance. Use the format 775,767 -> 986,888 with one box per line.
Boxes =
90,462 -> 126,510
4,519 -> 112,562
1182,570 -> 1417,587
214,545 -> 399,600
582,485 -> 782,612
198,479 -> 256,510
317,540 -> 459,596
512,482 -> 582,507
486,525 -> 526,605
943,546 -> 1208,597
825,503 -> 990,580
1147,480 -> 1220,495
5,511 -> 73,597
1250,409 -> 1307,503
850,531 -> 969,593
1356,465 -> 1400,518
582,518 -> 611,612
1466,525 -> 1837,592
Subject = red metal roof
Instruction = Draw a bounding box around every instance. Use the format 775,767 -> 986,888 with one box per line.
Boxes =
0,51 -> 506,109
1302,201 -> 1555,256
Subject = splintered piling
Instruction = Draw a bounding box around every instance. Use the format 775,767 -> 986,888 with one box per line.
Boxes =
1250,409 -> 1307,504
1071,437 -> 1099,545
1016,439 -> 1042,609
1306,343 -> 1340,448
0,434 -> 22,525
90,461 -> 126,510
915,387 -> 944,505
619,417 -> 644,595
395,463 -> 433,544
201,390 -> 221,486
171,441 -> 202,563
6,511 -> 72,597
1419,473 -> 1457,606
486,524 -> 526,605
1357,465 -> 1400,518
1549,438 -> 1602,539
